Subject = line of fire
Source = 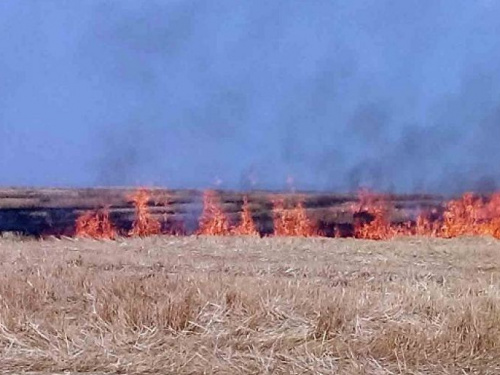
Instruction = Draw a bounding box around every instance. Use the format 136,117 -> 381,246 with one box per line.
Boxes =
1,188 -> 500,240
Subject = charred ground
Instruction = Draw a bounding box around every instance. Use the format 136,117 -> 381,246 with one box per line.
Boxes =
0,187 -> 445,237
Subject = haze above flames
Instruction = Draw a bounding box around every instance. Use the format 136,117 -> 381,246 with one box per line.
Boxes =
1,1 -> 500,193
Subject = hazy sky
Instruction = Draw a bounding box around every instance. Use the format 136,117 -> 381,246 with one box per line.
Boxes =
1,1 -> 500,193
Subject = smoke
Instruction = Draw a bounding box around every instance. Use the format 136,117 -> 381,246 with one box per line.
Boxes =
2,1 -> 500,193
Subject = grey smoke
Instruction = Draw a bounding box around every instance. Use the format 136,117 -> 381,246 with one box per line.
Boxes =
1,1 -> 500,193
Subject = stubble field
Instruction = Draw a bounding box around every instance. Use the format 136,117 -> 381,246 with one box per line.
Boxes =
1,235 -> 500,374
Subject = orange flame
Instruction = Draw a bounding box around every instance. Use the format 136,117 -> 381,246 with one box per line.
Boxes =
438,192 -> 500,239
440,193 -> 483,238
272,196 -> 318,237
413,211 -> 440,237
352,191 -> 500,240
484,193 -> 500,218
232,196 -> 259,236
128,189 -> 161,237
71,188 -> 500,241
75,209 -> 117,240
478,193 -> 500,239
352,190 -> 395,240
197,190 -> 231,235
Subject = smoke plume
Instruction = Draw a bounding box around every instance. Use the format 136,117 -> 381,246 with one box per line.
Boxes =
1,1 -> 500,193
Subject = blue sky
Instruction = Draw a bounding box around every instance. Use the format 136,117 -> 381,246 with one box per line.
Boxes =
1,1 -> 500,193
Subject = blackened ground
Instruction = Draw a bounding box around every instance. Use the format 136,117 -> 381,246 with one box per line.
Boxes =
0,188 -> 446,237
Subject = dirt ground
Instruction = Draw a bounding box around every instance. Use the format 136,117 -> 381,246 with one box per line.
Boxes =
1,235 -> 500,374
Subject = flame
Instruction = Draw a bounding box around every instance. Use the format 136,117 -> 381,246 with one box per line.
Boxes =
197,190 -> 231,235
75,209 -> 117,239
272,196 -> 318,237
354,206 -> 395,240
440,193 -> 482,238
478,193 -> 500,239
71,188 -> 500,241
353,190 -> 395,240
128,189 -> 161,237
413,211 -> 440,237
438,192 -> 500,238
232,196 -> 259,236
351,191 -> 500,240
484,193 -> 500,218
478,218 -> 500,239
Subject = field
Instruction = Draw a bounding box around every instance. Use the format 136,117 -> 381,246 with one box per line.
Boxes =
0,187 -> 444,237
1,236 -> 500,374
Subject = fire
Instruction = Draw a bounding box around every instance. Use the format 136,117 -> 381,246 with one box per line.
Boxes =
71,188 -> 500,241
438,192 -> 500,239
478,193 -> 500,239
128,189 -> 161,237
350,190 -> 500,240
272,196 -> 318,237
75,209 -> 117,239
196,190 -> 231,235
478,217 -> 500,239
413,211 -> 440,237
440,193 -> 483,238
352,190 -> 395,240
484,193 -> 500,218
232,196 -> 259,236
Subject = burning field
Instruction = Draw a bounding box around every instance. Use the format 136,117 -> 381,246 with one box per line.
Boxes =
38,188 -> 500,241
2,188 -> 500,373
2,187 -> 500,241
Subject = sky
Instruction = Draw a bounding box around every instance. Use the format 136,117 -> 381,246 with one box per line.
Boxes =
1,1 -> 500,193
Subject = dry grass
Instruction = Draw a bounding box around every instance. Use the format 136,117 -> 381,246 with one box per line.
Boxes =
1,236 -> 500,374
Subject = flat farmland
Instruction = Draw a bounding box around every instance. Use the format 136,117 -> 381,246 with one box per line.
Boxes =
1,236 -> 500,374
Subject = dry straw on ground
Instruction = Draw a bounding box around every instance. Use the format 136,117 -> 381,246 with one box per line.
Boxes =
1,235 -> 500,374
